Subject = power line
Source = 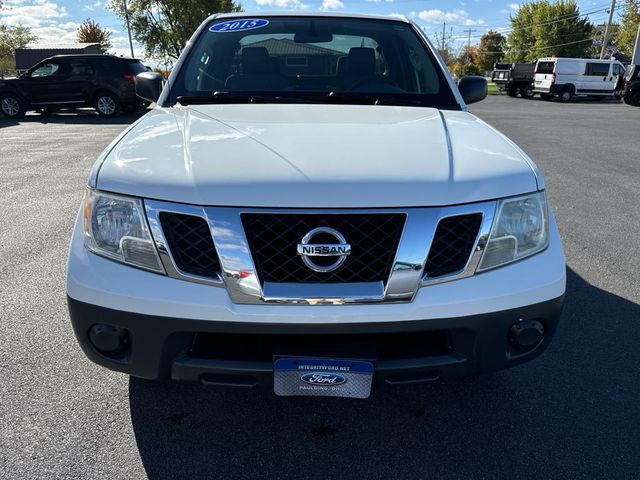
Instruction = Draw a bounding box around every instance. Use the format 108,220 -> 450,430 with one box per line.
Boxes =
481,37 -> 594,54
449,3 -> 621,40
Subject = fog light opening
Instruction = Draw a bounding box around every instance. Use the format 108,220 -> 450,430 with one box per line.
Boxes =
89,323 -> 130,358
508,319 -> 545,354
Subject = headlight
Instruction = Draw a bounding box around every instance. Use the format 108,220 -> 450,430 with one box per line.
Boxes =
477,191 -> 549,272
83,189 -> 164,273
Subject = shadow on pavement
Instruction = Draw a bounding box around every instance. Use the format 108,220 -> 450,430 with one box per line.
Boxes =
0,108 -> 146,127
129,268 -> 640,479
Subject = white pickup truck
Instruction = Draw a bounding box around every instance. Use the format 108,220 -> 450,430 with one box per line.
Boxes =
67,12 -> 565,399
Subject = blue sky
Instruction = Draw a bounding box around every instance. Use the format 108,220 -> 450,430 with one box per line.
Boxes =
0,0 -> 611,60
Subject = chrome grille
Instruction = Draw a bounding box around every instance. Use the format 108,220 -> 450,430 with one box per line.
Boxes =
144,198 -> 496,305
424,213 -> 482,278
159,212 -> 221,278
241,213 -> 406,284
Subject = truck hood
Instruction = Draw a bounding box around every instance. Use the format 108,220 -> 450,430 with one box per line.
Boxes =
95,104 -> 540,207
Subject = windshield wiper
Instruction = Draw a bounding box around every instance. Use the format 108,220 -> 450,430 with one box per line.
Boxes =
326,91 -> 381,105
325,91 -> 427,107
177,92 -> 269,105
177,91 -> 319,105
177,91 -> 428,107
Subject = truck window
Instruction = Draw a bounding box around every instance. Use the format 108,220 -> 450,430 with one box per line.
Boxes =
30,62 -> 62,78
625,65 -> 639,80
536,61 -> 555,74
124,61 -> 148,75
585,63 -> 610,76
69,61 -> 94,76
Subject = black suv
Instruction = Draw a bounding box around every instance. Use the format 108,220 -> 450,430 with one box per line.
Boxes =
0,55 -> 149,118
622,64 -> 640,107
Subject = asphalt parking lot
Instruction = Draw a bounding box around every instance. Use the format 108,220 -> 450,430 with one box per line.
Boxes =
1,96 -> 639,479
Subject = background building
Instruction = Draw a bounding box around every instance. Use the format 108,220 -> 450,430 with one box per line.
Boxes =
15,43 -> 101,75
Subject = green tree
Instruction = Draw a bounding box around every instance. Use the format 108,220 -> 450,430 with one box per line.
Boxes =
108,0 -> 242,60
506,1 -> 594,62
459,44 -> 480,66
77,18 -> 113,53
448,45 -> 482,78
616,0 -> 640,57
450,61 -> 482,78
477,30 -> 507,71
0,24 -> 37,77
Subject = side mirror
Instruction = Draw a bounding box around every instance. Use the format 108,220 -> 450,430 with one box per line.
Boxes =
458,76 -> 487,105
135,72 -> 163,103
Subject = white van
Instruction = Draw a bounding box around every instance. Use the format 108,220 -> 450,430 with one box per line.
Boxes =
533,57 -> 626,102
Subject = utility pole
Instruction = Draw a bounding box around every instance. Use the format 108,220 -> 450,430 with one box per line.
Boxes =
441,22 -> 446,51
463,28 -> 477,63
123,0 -> 135,58
632,24 -> 640,65
600,0 -> 616,59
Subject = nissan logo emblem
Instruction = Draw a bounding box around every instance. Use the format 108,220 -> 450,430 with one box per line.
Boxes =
296,227 -> 351,273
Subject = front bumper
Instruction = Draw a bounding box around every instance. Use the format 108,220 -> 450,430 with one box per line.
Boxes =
68,295 -> 564,385
67,204 -> 566,386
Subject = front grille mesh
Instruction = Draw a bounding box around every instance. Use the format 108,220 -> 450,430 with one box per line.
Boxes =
159,212 -> 220,278
424,213 -> 482,278
157,209 -> 481,286
242,213 -> 406,284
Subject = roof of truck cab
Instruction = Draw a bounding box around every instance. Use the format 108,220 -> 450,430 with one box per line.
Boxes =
211,11 -> 410,23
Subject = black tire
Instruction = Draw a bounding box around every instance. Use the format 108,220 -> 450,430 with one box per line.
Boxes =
559,88 -> 573,103
522,85 -> 535,98
507,86 -> 517,97
94,92 -> 121,117
628,92 -> 640,107
0,93 -> 26,118
540,93 -> 551,100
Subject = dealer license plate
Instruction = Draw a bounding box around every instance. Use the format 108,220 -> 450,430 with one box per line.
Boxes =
274,358 -> 374,399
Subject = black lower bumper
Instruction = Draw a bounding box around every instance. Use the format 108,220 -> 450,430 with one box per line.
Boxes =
67,295 -> 564,387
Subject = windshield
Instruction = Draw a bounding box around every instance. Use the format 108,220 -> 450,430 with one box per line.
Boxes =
169,16 -> 458,108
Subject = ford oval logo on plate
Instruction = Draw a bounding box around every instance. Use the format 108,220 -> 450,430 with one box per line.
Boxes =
210,19 -> 269,33
274,358 -> 373,398
301,372 -> 347,385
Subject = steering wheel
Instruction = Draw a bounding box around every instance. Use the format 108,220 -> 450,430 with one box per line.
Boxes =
348,75 -> 400,92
